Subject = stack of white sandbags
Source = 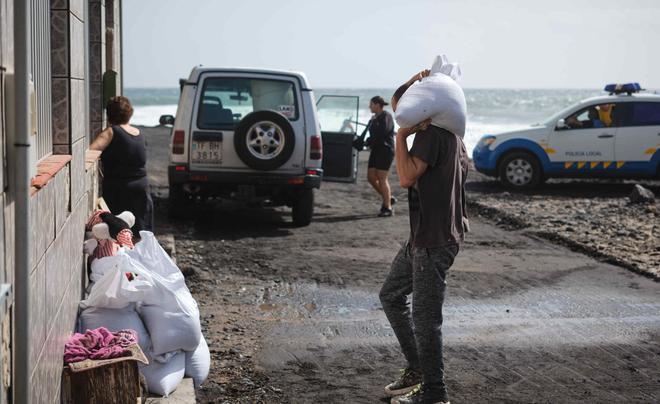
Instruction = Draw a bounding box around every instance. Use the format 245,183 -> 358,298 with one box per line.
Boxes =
78,231 -> 210,397
394,54 -> 467,139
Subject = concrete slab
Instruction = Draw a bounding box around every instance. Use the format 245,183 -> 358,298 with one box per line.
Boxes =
145,378 -> 196,404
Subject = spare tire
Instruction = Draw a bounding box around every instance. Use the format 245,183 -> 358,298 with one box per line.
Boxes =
233,110 -> 295,171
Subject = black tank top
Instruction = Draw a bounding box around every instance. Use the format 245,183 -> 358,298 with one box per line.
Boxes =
101,126 -> 147,179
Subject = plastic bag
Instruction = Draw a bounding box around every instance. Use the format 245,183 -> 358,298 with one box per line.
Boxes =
394,54 -> 467,139
140,350 -> 185,397
88,246 -> 131,283
80,254 -> 156,310
127,232 -> 200,318
185,335 -> 211,388
78,305 -> 152,354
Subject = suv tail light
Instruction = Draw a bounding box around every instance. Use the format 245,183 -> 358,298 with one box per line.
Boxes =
310,135 -> 322,160
172,130 -> 185,154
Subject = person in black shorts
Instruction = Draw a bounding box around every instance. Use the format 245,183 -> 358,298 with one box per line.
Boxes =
90,96 -> 154,235
367,96 -> 396,217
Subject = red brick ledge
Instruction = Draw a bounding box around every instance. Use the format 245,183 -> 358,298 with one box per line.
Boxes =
30,154 -> 72,196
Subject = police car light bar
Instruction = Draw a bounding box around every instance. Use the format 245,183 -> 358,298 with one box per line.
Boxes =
604,82 -> 643,95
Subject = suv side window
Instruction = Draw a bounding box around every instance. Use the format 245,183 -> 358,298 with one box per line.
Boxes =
197,77 -> 298,129
620,102 -> 660,127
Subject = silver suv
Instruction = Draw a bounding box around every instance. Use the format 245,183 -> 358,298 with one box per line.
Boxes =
160,67 -> 362,226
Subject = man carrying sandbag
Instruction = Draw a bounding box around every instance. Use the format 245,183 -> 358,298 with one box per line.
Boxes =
379,58 -> 469,404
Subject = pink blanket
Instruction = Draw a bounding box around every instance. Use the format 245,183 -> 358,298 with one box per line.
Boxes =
64,327 -> 138,364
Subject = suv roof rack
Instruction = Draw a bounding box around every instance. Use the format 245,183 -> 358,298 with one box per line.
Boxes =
604,82 -> 644,95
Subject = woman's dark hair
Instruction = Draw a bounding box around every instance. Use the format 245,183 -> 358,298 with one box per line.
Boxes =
370,95 -> 388,106
106,96 -> 134,125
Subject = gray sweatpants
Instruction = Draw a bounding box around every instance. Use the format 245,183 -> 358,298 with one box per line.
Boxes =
379,241 -> 459,393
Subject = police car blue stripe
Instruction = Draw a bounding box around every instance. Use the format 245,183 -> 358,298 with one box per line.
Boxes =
473,140 -> 659,176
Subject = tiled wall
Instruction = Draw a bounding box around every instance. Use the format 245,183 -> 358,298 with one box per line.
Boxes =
89,0 -> 106,136
52,0 -> 86,155
24,0 -> 104,401
105,0 -> 121,91
88,0 -> 122,138
28,177 -> 90,403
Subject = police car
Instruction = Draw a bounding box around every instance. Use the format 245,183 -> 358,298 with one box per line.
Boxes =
473,83 -> 660,189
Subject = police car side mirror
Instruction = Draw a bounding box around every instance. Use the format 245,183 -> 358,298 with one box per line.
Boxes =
556,119 -> 568,130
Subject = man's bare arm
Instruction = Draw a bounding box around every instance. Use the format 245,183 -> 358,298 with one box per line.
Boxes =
391,69 -> 430,111
395,119 -> 431,188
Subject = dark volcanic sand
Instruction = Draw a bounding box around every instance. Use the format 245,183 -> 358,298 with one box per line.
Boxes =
142,126 -> 660,403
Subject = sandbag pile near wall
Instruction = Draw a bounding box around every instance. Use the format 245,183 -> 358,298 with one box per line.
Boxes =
78,231 -> 210,397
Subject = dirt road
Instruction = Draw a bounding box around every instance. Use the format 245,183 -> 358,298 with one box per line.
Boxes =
143,126 -> 660,403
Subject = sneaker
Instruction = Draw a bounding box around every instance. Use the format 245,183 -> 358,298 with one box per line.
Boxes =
391,196 -> 398,206
391,384 -> 450,404
378,207 -> 393,217
384,368 -> 422,397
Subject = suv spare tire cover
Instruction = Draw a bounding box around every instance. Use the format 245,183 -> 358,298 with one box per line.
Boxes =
233,110 -> 296,171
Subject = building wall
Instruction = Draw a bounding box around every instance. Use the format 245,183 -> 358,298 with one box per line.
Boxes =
89,0 -> 106,136
0,0 -> 15,402
105,0 -> 121,90
0,0 -> 121,402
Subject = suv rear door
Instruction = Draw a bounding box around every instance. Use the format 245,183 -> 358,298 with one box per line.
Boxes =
189,73 -> 306,173
316,95 -> 360,182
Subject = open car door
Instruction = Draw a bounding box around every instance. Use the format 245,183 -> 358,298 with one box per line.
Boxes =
316,95 -> 360,183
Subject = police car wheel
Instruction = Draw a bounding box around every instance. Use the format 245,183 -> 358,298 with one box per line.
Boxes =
499,152 -> 541,189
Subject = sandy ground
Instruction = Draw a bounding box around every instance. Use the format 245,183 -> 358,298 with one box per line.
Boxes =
467,175 -> 659,279
141,126 -> 660,403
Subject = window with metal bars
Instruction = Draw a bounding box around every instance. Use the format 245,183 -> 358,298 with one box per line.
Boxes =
0,68 -> 6,191
30,0 -> 53,160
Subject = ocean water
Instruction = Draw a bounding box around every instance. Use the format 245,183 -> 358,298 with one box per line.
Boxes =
125,87 -> 604,154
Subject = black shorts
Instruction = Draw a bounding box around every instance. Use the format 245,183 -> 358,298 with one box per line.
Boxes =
103,176 -> 154,233
368,147 -> 394,171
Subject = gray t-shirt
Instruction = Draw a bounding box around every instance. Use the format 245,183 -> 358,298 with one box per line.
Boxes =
408,126 -> 469,248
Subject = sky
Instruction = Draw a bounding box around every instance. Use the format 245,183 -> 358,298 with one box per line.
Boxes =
123,0 -> 660,89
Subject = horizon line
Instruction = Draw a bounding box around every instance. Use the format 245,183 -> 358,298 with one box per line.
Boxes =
124,86 -> 614,91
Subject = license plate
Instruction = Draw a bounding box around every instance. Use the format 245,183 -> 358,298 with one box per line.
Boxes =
192,141 -> 222,164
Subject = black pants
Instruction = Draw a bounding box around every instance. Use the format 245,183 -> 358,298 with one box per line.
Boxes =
103,176 -> 154,233
379,241 -> 459,395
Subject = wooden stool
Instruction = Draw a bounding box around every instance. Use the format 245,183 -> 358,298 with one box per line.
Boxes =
61,344 -> 148,404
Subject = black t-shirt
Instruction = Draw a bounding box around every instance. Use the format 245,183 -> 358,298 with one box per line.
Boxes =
368,111 -> 395,149
408,126 -> 469,248
101,126 -> 148,179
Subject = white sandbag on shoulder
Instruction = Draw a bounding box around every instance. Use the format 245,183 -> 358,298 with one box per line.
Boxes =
140,350 -> 185,397
394,54 -> 467,138
185,335 -> 210,388
79,306 -> 152,354
139,304 -> 202,355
